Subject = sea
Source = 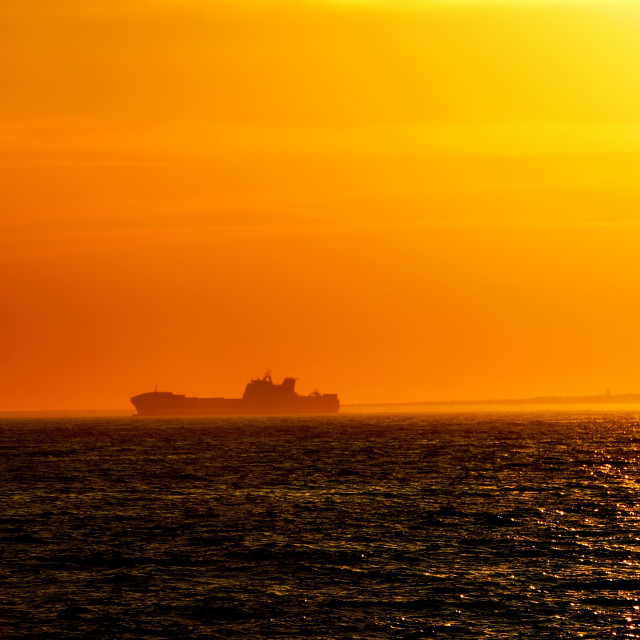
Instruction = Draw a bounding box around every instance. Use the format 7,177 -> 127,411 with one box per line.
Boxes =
2,411 -> 640,639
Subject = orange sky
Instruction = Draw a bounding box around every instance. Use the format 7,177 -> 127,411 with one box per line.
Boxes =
3,0 -> 640,410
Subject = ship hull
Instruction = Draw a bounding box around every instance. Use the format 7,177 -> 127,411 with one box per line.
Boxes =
131,389 -> 339,417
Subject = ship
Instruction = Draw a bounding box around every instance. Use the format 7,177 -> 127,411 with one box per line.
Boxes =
130,371 -> 339,416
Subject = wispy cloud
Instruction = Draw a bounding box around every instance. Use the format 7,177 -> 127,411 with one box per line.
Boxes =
4,117 -> 640,161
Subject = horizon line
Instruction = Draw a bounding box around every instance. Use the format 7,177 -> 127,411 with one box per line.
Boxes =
2,391 -> 640,416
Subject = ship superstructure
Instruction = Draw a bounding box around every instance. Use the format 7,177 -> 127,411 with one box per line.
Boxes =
130,372 -> 339,416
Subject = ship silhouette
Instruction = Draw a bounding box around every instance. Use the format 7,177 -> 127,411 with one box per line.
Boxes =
131,371 -> 339,416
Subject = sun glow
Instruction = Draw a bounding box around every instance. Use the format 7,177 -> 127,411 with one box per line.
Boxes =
3,0 -> 640,410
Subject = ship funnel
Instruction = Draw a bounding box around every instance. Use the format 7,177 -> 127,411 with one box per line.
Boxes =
281,377 -> 296,393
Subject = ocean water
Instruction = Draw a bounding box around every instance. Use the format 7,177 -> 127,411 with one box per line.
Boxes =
2,412 -> 640,639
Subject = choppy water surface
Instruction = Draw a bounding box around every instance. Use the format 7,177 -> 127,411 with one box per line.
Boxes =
3,412 -> 640,638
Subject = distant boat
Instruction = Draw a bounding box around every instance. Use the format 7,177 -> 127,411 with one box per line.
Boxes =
131,371 -> 339,416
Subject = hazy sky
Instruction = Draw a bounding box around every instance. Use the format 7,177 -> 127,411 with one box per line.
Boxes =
3,0 -> 640,409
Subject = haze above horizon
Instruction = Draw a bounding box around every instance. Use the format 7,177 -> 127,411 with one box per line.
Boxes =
3,0 -> 640,411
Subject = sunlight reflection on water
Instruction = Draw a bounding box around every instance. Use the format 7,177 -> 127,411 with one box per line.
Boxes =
2,412 -> 640,638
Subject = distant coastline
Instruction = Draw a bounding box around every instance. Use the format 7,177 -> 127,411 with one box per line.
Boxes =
344,392 -> 640,412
